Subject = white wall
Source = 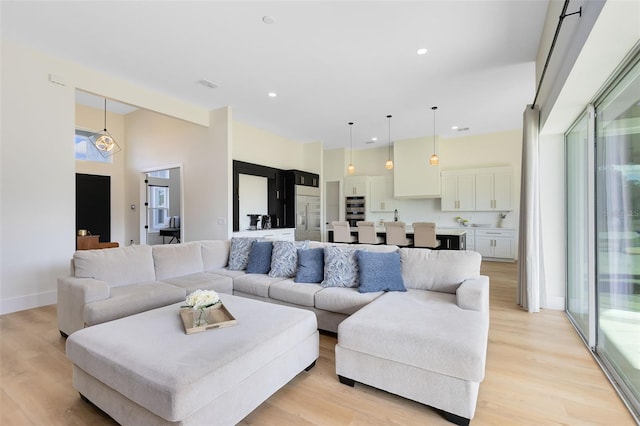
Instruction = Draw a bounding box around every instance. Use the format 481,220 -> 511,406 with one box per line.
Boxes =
1,40 -> 76,313
75,103 -> 126,245
124,107 -> 231,243
233,120 -> 303,170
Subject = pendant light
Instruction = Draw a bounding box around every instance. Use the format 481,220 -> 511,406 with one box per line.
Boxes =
347,122 -> 355,175
429,106 -> 439,166
89,98 -> 121,158
384,114 -> 394,170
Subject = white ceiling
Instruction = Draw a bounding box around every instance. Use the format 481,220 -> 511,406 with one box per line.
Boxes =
1,1 -> 549,150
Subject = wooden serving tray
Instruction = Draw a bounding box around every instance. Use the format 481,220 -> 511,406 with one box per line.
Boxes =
180,304 -> 237,335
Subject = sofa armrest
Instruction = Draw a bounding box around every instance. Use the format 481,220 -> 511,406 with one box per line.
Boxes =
456,275 -> 489,312
57,276 -> 110,336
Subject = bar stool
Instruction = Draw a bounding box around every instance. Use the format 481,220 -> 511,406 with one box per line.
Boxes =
332,221 -> 357,243
356,222 -> 384,244
412,222 -> 441,249
384,221 -> 413,247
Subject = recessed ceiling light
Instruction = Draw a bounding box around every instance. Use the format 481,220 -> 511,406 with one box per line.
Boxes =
268,92 -> 277,98
372,137 -> 378,141
451,125 -> 459,130
417,48 -> 428,55
262,16 -> 275,24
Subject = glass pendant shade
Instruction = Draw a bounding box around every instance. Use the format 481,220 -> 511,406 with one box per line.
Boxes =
429,106 -> 438,166
346,122 -> 355,175
385,115 -> 394,170
89,99 -> 121,158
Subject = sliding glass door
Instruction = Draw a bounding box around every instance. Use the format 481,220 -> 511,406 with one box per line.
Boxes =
566,110 -> 594,341
595,57 -> 640,413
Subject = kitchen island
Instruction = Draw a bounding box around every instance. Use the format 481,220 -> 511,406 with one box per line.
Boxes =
327,226 -> 467,250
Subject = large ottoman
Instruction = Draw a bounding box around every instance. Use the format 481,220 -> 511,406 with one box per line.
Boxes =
335,289 -> 489,426
66,294 -> 319,425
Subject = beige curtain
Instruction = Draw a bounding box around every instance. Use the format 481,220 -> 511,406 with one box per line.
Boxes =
517,105 -> 545,312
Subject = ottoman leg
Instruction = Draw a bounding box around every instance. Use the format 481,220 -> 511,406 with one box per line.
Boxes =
304,360 -> 317,372
338,375 -> 355,387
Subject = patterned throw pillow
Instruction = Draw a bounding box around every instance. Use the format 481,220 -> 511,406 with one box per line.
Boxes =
227,237 -> 258,271
268,240 -> 310,278
321,246 -> 360,288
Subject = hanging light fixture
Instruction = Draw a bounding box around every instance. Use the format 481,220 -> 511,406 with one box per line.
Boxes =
89,98 -> 121,158
429,106 -> 439,166
347,122 -> 355,175
385,114 -> 394,170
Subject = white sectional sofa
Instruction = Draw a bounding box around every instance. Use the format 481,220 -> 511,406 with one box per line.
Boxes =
58,238 -> 489,425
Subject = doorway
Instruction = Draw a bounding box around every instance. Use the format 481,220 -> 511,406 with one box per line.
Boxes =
76,173 -> 110,242
325,181 -> 340,240
141,166 -> 183,245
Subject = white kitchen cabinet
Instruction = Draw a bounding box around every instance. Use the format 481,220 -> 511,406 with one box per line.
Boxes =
344,176 -> 369,197
475,167 -> 512,211
474,228 -> 514,260
369,175 -> 395,212
393,137 -> 441,198
441,172 -> 475,211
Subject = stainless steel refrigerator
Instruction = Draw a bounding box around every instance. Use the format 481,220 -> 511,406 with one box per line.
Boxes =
295,185 -> 321,241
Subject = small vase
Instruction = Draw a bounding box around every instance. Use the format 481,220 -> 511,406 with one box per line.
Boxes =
192,307 -> 208,327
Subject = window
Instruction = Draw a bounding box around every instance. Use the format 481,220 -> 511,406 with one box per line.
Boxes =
149,186 -> 169,231
74,129 -> 112,163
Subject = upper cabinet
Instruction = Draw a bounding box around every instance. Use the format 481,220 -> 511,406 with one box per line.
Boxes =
369,175 -> 395,212
475,167 -> 512,211
344,175 -> 368,197
441,166 -> 513,212
393,137 -> 441,198
289,170 -> 319,187
441,171 -> 475,211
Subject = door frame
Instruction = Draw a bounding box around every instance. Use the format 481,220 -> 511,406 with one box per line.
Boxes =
139,163 -> 184,245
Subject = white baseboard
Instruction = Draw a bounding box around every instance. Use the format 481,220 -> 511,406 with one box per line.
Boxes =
0,291 -> 57,315
544,296 -> 565,311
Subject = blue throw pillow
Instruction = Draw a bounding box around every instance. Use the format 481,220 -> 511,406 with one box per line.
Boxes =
356,250 -> 406,293
295,248 -> 325,283
246,241 -> 273,274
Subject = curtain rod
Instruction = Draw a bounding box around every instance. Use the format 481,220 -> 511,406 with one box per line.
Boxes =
531,1 -> 582,109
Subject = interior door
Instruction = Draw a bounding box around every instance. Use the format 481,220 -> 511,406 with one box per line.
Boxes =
76,173 -> 110,242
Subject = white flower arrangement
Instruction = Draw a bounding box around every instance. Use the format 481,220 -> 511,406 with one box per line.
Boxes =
183,289 -> 221,310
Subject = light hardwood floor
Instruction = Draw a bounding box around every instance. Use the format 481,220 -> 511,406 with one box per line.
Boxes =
0,261 -> 635,425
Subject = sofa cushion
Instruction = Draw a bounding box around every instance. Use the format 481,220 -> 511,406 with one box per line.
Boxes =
314,287 -> 383,315
74,245 -> 155,287
83,281 -> 186,327
295,248 -> 325,283
246,241 -> 273,274
321,246 -> 360,288
400,248 -> 481,294
228,238 -> 258,271
152,242 -> 204,280
201,240 -> 230,270
268,240 -> 309,278
357,250 -> 406,293
337,289 -> 489,382
161,272 -> 233,295
233,274 -> 286,298
269,279 -> 322,307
